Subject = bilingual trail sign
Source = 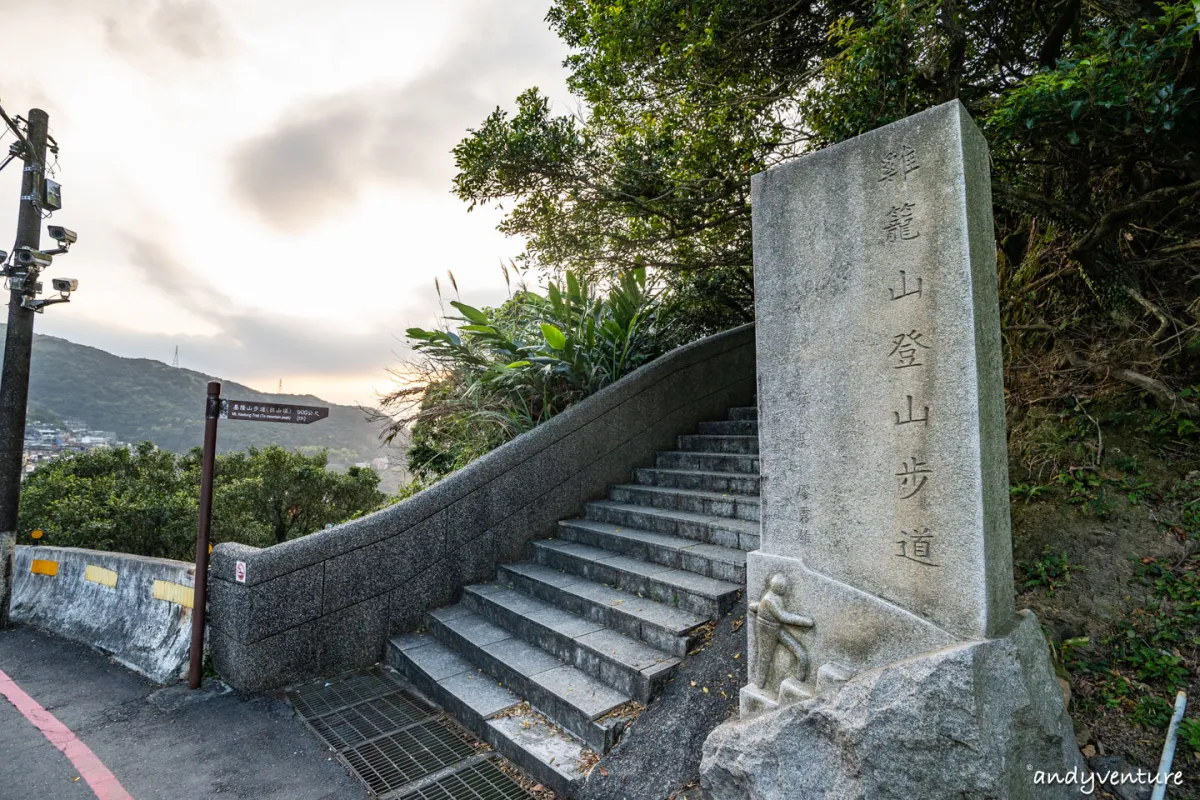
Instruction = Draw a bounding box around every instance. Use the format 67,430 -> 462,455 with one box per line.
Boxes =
188,382 -> 330,690
220,399 -> 329,425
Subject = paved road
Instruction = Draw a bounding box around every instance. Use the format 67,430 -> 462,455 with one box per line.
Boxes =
0,624 -> 368,800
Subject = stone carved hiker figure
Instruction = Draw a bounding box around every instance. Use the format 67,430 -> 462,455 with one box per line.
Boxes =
749,573 -> 813,699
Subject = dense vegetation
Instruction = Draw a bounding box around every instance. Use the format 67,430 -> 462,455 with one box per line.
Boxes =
19,444 -> 386,560
382,267 -> 669,481
6,327 -> 392,469
453,0 -> 1199,403
1005,400 -> 1200,782
379,0 -> 1200,785
399,0 -> 1200,487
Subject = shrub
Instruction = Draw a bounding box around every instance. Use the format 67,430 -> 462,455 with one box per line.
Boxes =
383,267 -> 666,482
19,444 -> 385,559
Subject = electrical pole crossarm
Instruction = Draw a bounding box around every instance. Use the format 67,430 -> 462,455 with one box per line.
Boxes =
0,104 -> 30,154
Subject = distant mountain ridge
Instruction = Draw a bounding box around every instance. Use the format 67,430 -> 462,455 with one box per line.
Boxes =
1,325 -> 394,468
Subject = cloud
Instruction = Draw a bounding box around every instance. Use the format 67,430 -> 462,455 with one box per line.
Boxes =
117,233 -> 416,382
228,0 -> 570,232
228,98 -> 387,232
103,0 -> 233,67
149,0 -> 229,59
124,236 -> 229,312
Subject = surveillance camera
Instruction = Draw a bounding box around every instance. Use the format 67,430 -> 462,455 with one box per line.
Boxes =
52,278 -> 78,293
47,226 -> 77,245
0,250 -> 7,264
13,246 -> 52,269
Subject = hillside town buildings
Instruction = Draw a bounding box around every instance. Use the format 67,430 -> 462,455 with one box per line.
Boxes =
22,419 -> 127,474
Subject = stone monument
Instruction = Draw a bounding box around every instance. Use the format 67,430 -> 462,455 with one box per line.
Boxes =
701,101 -> 1085,798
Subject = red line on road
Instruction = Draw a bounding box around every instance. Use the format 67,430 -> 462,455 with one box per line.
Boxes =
0,668 -> 134,800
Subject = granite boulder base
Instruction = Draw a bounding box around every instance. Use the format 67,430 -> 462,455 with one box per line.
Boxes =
702,611 -> 1086,800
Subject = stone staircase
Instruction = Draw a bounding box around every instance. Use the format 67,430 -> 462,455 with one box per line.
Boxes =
388,403 -> 758,795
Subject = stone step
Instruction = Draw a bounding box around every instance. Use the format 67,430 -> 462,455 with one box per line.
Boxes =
462,582 -> 679,703
727,406 -> 758,421
486,713 -> 593,797
556,519 -> 747,583
386,632 -> 589,795
677,434 -> 759,454
655,450 -> 760,474
697,419 -> 759,436
530,539 -> 741,618
584,501 -> 760,551
425,606 -> 629,753
608,484 -> 760,522
633,467 -> 760,495
388,630 -> 521,726
496,562 -> 708,657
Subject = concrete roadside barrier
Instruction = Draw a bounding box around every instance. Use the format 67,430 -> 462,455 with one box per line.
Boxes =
10,545 -> 197,684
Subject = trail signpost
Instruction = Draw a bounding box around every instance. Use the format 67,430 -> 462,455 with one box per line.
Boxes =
187,381 -> 328,689
221,401 -> 329,425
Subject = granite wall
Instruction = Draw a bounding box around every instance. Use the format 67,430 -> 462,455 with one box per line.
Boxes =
209,324 -> 756,691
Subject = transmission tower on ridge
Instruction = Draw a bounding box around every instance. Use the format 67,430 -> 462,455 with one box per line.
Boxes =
278,379 -> 282,393
172,346 -> 179,368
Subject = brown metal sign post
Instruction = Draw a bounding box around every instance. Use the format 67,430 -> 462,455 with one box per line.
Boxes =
187,387 -> 330,689
188,381 -> 222,689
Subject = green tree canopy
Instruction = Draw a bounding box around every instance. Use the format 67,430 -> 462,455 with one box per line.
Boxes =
453,0 -> 1200,403
19,444 -> 385,559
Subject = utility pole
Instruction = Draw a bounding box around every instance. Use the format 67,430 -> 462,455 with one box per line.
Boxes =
0,108 -> 49,628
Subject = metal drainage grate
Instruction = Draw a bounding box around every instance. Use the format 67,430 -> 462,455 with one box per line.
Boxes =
341,718 -> 477,796
288,666 -> 534,799
397,760 -> 533,800
308,691 -> 440,751
289,666 -> 405,719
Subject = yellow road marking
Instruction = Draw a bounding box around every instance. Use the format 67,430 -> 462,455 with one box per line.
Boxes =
84,565 -> 118,588
151,580 -> 194,608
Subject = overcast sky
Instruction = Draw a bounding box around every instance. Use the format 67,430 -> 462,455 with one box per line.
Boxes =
0,0 -> 572,404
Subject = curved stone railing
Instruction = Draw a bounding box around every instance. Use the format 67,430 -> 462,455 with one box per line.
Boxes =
210,324 -> 756,691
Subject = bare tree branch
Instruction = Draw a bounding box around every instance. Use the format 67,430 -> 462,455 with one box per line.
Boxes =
1123,285 -> 1175,342
1070,179 -> 1200,258
1065,351 -> 1200,417
1037,0 -> 1081,68
993,182 -> 1091,227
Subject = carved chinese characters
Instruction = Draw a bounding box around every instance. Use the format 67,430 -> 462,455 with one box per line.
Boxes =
878,142 -> 940,570
795,484 -> 811,544
749,101 -> 1015,704
896,457 -> 931,498
719,100 -> 1082,800
889,270 -> 922,301
878,144 -> 919,183
883,202 -> 920,242
890,331 -> 929,369
881,145 -> 921,242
